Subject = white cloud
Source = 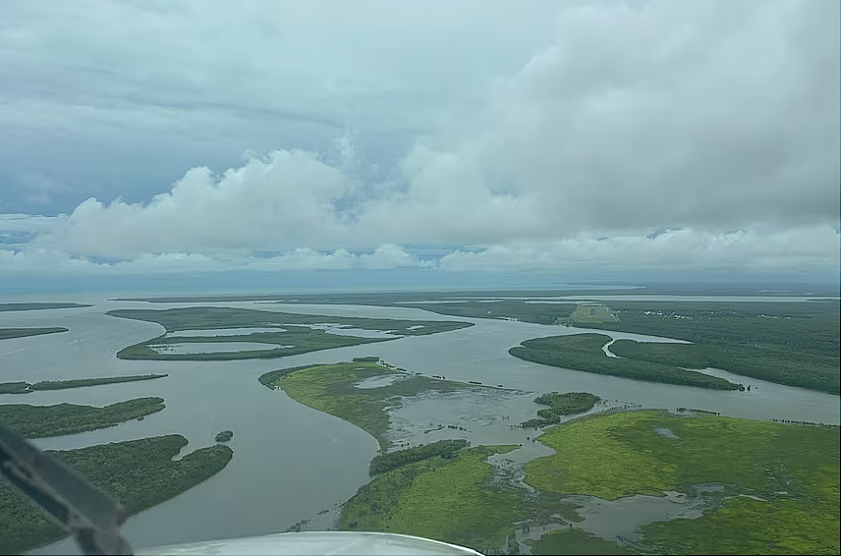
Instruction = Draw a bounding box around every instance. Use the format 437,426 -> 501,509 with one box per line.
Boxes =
0,0 -> 839,278
438,226 -> 841,272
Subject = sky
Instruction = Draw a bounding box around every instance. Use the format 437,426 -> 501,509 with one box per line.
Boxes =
0,0 -> 839,291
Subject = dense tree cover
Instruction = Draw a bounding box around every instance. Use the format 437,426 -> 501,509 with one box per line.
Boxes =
0,382 -> 31,394
510,334 -> 740,390
108,307 -> 471,361
369,439 -> 470,474
0,374 -> 168,394
214,430 -> 233,443
0,327 -> 68,341
589,300 -> 841,394
0,303 -> 90,312
0,398 -> 165,438
0,435 -> 232,554
521,392 -> 600,428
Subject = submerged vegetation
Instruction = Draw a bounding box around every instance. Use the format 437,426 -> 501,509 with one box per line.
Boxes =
108,307 -> 471,361
0,398 -> 165,438
526,410 -> 840,555
510,333 -> 741,390
0,374 -> 167,394
259,361 -> 473,449
0,435 -> 233,554
0,327 -> 68,341
369,439 -> 470,474
520,392 -> 600,428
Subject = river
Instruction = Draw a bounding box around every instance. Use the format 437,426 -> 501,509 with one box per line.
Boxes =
0,297 -> 837,554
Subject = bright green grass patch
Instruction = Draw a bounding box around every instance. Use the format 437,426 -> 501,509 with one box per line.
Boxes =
526,411 -> 676,500
259,362 -> 472,449
641,496 -> 839,556
0,435 -> 232,554
0,327 -> 68,341
559,303 -> 619,325
527,527 -> 634,555
526,410 -> 841,555
0,398 -> 165,438
341,445 -> 525,555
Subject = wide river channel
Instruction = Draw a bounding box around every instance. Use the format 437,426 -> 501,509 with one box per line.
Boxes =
0,297 -> 837,554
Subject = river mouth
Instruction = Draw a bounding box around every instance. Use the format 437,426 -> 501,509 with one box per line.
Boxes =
12,297 -> 839,554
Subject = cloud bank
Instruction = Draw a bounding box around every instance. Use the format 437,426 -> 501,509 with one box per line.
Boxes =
1,0 -> 839,278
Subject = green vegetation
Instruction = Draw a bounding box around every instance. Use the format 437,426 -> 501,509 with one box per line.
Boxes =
0,374 -> 168,394
0,327 -> 67,341
588,300 -> 841,394
342,445 -> 526,555
521,392 -> 600,428
108,307 -> 471,361
528,528 -> 634,555
525,410 -> 840,555
353,356 -> 380,362
397,300 -> 577,325
0,398 -> 165,438
215,430 -> 234,443
0,382 -> 31,395
0,302 -> 90,312
369,439 -> 470,474
560,303 -> 619,325
510,334 -> 741,390
259,362 -> 472,449
0,435 -> 232,554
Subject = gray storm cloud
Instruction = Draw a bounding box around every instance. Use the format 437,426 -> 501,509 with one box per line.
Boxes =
2,0 -> 839,274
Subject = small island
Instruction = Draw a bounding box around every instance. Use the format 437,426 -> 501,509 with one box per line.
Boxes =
0,398 -> 165,438
0,374 -> 168,394
0,327 -> 68,341
215,430 -> 234,443
0,302 -> 90,312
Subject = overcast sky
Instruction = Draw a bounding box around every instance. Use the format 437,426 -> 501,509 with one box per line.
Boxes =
0,0 -> 839,287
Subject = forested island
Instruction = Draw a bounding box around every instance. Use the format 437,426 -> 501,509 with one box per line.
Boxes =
0,303 -> 90,312
509,333 -> 742,390
0,398 -> 165,438
0,435 -> 232,554
108,306 -> 471,361
0,327 -> 68,341
0,374 -> 167,394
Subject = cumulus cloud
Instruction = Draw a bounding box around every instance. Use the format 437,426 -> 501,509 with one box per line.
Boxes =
1,0 -> 839,277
